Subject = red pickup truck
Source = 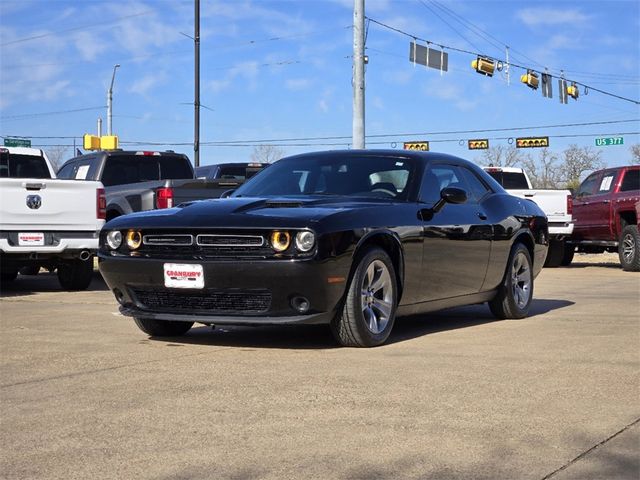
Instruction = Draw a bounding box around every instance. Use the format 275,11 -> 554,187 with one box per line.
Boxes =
569,165 -> 639,271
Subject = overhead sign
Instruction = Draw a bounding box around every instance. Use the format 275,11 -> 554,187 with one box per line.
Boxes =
595,137 -> 623,147
409,42 -> 448,72
3,137 -> 31,148
516,137 -> 549,148
468,139 -> 489,150
403,141 -> 429,151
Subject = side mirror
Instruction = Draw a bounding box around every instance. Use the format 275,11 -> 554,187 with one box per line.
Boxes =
432,187 -> 467,213
220,189 -> 235,198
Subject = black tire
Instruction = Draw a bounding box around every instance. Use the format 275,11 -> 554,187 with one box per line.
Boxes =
19,265 -> 40,276
489,243 -> 534,320
618,225 -> 640,272
133,317 -> 194,337
331,247 -> 397,347
561,244 -> 575,266
57,258 -> 94,291
543,239 -> 565,268
1,271 -> 18,283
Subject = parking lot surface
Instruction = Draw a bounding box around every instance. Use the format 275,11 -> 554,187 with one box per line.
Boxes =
1,254 -> 638,480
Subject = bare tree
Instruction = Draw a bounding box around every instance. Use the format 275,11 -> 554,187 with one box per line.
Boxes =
44,146 -> 70,171
520,148 -> 562,189
560,144 -> 604,192
478,145 -> 528,167
630,144 -> 640,165
250,145 -> 285,164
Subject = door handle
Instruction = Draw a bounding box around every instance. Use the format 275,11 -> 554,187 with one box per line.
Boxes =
477,212 -> 488,220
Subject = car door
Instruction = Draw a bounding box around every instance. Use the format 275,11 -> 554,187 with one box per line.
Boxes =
572,170 -> 611,241
418,163 -> 492,301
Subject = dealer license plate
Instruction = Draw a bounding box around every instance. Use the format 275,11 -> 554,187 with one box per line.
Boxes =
164,263 -> 204,289
18,232 -> 45,246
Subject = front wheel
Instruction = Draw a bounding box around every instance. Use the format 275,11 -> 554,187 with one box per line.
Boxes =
489,243 -> 533,319
619,225 -> 640,272
133,317 -> 194,337
57,258 -> 94,291
331,247 -> 397,347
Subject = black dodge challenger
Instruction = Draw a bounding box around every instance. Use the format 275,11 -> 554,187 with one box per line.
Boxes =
99,150 -> 548,347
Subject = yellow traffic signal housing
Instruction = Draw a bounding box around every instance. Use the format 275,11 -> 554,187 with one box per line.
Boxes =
83,134 -> 100,150
468,139 -> 489,150
516,137 -> 549,148
100,135 -> 119,150
403,141 -> 429,151
520,70 -> 539,90
471,56 -> 495,76
566,83 -> 579,100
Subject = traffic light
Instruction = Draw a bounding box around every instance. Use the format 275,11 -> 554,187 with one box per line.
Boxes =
403,141 -> 429,151
471,56 -> 496,77
83,134 -> 100,150
468,139 -> 489,150
516,137 -> 549,148
100,135 -> 119,150
520,70 -> 539,90
566,82 -> 579,100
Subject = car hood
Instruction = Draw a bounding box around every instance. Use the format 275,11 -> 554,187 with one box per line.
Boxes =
104,196 -> 398,230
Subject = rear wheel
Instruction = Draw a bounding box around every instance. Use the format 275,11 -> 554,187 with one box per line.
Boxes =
561,244 -> 575,266
544,239 -> 565,267
331,247 -> 397,347
489,243 -> 533,319
618,225 -> 640,272
57,258 -> 94,291
133,317 -> 194,337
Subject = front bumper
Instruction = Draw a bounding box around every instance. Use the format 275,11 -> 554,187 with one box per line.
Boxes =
98,254 -> 351,325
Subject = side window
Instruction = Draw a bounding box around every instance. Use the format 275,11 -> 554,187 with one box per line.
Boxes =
597,172 -> 616,193
459,167 -> 492,202
420,164 -> 462,203
620,169 -> 640,192
576,173 -> 599,197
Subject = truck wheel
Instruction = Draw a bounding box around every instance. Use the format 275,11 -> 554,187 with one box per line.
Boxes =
618,225 -> 640,272
489,243 -> 533,320
561,244 -> 575,266
543,239 -> 565,268
1,271 -> 18,283
133,317 -> 194,337
57,258 -> 94,291
331,247 -> 397,347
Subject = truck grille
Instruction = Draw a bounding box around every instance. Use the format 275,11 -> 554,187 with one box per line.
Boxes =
131,288 -> 271,314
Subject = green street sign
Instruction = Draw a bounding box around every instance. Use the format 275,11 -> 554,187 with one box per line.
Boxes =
595,137 -> 623,147
3,137 -> 31,148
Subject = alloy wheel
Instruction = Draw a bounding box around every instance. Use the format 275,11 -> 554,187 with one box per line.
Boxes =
511,251 -> 532,309
360,259 -> 393,334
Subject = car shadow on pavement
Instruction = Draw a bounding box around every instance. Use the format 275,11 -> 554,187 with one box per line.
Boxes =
0,271 -> 108,298
150,298 -> 574,350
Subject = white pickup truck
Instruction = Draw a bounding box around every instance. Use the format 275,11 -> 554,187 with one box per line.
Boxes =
0,147 -> 105,290
482,166 -> 574,267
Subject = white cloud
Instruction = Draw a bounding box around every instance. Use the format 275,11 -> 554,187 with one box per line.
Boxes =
516,8 -> 592,27
73,31 -> 108,61
318,99 -> 329,113
129,74 -> 165,96
285,78 -> 312,91
209,61 -> 260,93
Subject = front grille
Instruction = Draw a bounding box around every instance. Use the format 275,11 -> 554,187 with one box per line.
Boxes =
196,234 -> 264,247
143,234 -> 193,246
131,288 -> 272,314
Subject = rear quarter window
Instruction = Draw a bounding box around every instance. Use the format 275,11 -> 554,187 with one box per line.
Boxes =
620,169 -> 639,192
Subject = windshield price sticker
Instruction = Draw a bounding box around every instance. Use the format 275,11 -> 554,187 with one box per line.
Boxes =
18,232 -> 45,246
164,263 -> 205,289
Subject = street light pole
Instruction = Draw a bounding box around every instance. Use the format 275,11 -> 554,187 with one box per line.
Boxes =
107,64 -> 120,136
352,0 -> 365,149
194,0 -> 200,167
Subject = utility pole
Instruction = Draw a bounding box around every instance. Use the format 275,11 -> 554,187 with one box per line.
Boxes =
194,0 -> 200,167
107,64 -> 120,136
352,0 -> 365,149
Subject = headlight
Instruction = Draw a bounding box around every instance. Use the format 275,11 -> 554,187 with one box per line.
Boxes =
106,231 -> 122,250
126,230 -> 142,250
295,231 -> 315,252
270,231 -> 291,252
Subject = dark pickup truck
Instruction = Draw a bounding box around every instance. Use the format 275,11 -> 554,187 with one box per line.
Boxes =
57,150 -> 239,221
569,165 -> 639,271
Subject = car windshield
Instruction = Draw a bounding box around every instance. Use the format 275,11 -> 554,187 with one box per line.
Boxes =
232,154 -> 416,200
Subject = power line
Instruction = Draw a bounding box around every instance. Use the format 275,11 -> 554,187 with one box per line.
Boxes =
0,106 -> 106,121
416,0 -> 482,53
367,17 -> 640,105
0,11 -> 153,47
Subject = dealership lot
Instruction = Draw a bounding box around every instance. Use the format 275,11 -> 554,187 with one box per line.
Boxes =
0,255 -> 638,480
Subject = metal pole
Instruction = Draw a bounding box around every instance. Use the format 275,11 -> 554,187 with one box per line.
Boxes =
352,0 -> 365,149
194,0 -> 200,167
107,64 -> 120,136
98,118 -> 102,137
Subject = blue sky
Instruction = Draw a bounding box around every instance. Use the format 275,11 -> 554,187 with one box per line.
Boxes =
1,0 -> 639,168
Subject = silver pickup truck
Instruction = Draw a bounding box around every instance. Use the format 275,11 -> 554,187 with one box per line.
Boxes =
57,150 -> 239,221
0,147 -> 105,289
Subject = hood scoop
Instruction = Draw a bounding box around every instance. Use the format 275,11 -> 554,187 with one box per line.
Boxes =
265,200 -> 304,208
